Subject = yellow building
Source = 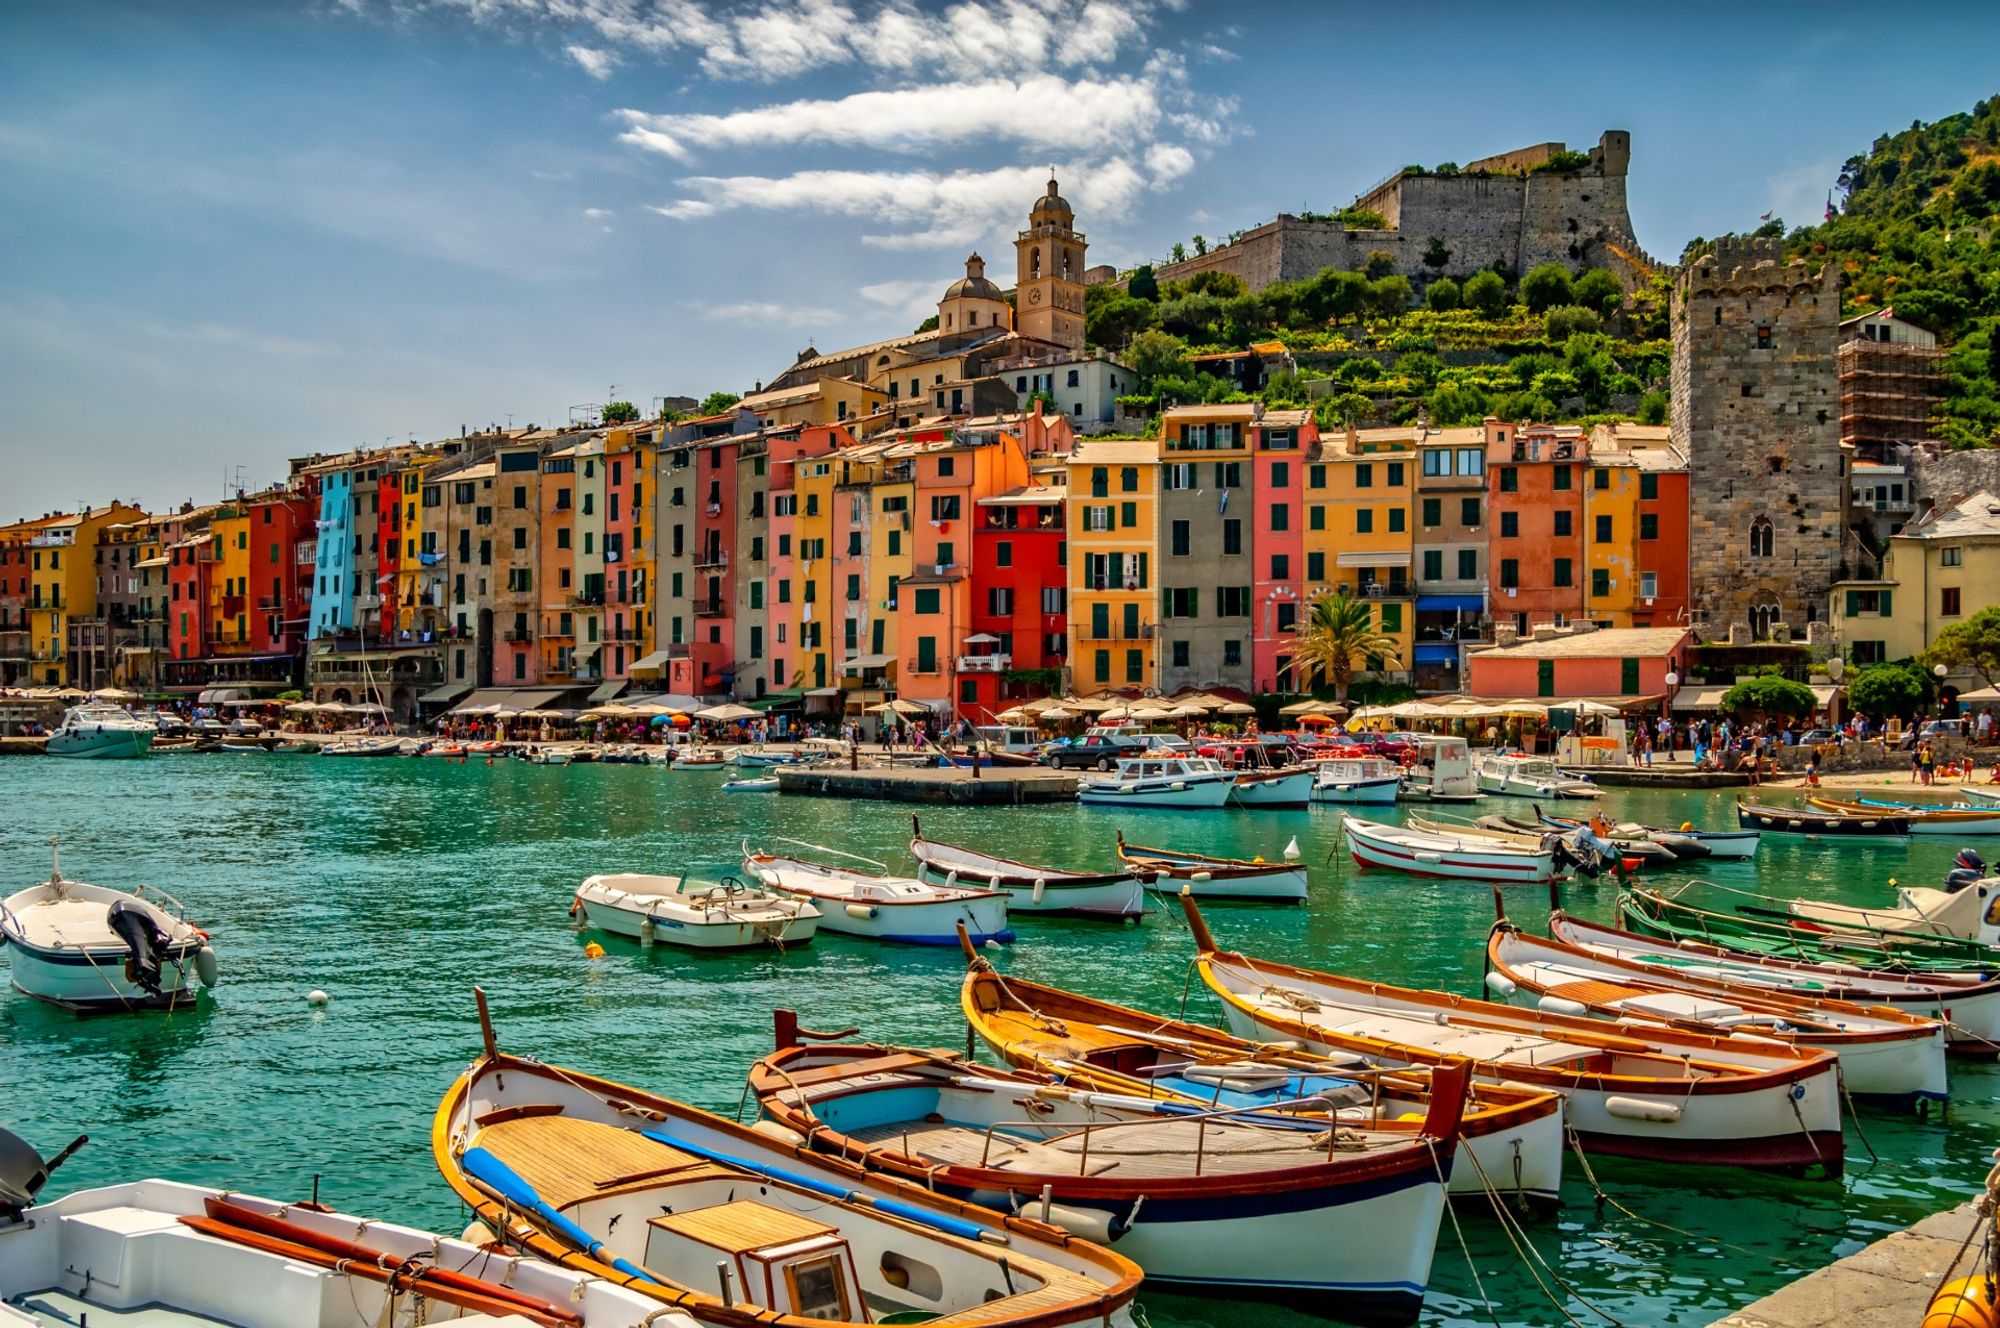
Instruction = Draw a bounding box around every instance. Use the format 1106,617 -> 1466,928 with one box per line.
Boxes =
1305,432 -> 1416,678
1832,488 -> 2000,667
27,502 -> 146,685
1066,438 -> 1160,694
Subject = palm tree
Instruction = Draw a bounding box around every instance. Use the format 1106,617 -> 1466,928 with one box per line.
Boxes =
1291,589 -> 1403,702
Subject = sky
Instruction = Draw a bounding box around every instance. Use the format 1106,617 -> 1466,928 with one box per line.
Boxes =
2,0 -> 1997,516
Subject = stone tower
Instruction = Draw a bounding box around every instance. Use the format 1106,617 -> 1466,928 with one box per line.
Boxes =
1672,236 -> 1848,640
1015,176 -> 1086,353
936,253 -> 1010,336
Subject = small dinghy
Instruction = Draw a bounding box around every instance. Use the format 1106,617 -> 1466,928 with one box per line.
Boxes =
1488,905 -> 1950,1106
910,817 -> 1148,920
571,872 -> 819,950
748,1010 -> 1471,1324
1736,799 -> 1909,840
0,841 -> 218,1012
744,841 -> 1013,945
1181,896 -> 1846,1177
1114,833 -> 1307,902
1341,814 -> 1561,883
435,996 -> 1144,1328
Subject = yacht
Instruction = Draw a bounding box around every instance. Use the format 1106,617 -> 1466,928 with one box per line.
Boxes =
1078,753 -> 1236,809
43,704 -> 154,760
1474,752 -> 1601,800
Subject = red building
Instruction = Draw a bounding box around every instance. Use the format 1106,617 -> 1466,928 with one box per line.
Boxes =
968,481 -> 1067,721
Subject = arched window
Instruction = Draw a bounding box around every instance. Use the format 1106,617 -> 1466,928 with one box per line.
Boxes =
1749,516 -> 1773,559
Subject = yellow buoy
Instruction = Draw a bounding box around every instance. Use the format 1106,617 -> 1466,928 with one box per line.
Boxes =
583,942 -> 607,959
1926,1276 -> 1998,1328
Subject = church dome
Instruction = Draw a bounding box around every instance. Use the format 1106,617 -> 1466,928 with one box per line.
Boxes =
942,253 -> 1005,302
1029,176 -> 1073,226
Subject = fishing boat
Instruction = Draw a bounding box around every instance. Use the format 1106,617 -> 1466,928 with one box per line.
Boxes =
0,841 -> 218,1012
44,703 -> 154,760
1736,799 -> 1910,840
1309,757 -> 1404,806
722,774 -> 781,792
1486,910 -> 1950,1105
1179,896 -> 1846,1176
955,957 -> 1567,1210
1115,833 -> 1307,902
910,817 -> 1148,920
1228,765 -> 1316,808
1618,885 -> 2000,974
0,1131 -> 687,1328
1077,754 -> 1235,809
571,872 -> 820,950
1538,810 -> 1756,861
1341,815 -> 1561,883
748,1013 -> 1470,1324
433,998 -> 1145,1328
1806,795 -> 2000,836
744,843 -> 1013,945
1546,908 -> 2000,1053
670,748 -> 728,771
1472,753 -> 1600,800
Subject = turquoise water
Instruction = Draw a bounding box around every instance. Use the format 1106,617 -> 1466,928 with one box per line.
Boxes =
1,754 -> 1992,1327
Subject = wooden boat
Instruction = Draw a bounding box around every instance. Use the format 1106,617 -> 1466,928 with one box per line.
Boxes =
910,817 -> 1148,920
1806,795 -> 2000,836
1115,833 -> 1307,902
744,844 -> 1013,945
1309,757 -> 1404,806
1179,896 -> 1846,1176
955,956 -> 1566,1210
1078,755 -> 1235,809
0,1147 -> 687,1328
1619,885 -> 2000,974
722,775 -> 781,792
1486,910 -> 1950,1105
1735,799 -> 1910,840
748,1014 -> 1471,1324
1341,814 -> 1560,883
571,872 -> 819,950
1547,908 -> 2000,1054
434,1000 -> 1144,1328
1227,766 -> 1316,809
0,841 -> 218,1012
1473,754 -> 1600,800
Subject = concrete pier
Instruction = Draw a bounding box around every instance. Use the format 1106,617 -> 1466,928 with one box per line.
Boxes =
1711,1200 -> 1982,1327
776,763 -> 1078,804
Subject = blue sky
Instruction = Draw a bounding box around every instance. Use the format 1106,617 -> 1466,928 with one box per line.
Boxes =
2,0 -> 1996,515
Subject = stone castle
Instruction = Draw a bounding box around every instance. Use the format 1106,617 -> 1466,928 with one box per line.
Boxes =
1672,236 -> 1849,641
1149,131 -> 1653,291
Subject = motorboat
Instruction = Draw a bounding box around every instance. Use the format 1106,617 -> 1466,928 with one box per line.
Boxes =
1340,814 -> 1561,883
1227,765 -> 1316,808
1180,896 -> 1846,1177
43,704 -> 153,760
954,955 -> 1567,1211
0,1131 -> 688,1328
1806,795 -> 2000,836
1618,885 -> 2000,974
1487,913 -> 1949,1106
722,774 -> 781,792
748,1014 -> 1471,1323
1735,799 -> 1909,840
1547,908 -> 2000,1054
571,872 -> 820,950
1396,737 -> 1481,803
1115,833 -> 1307,902
1077,755 -> 1235,809
1309,757 -> 1404,805
744,843 -> 1013,945
433,1005 -> 1145,1328
0,841 -> 217,1012
909,817 -> 1148,921
1539,809 -> 1758,860
1472,753 -> 1600,800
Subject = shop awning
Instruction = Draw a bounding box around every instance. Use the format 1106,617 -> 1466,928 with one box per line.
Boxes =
1416,594 -> 1485,613
418,680 -> 473,706
629,650 -> 674,675
1336,551 -> 1412,568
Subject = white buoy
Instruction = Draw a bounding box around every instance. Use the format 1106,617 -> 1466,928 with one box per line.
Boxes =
307,989 -> 329,1006
1282,836 -> 1301,862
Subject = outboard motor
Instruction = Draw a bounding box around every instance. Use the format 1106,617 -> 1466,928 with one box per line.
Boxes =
1945,848 -> 1988,895
0,1128 -> 87,1222
107,899 -> 170,995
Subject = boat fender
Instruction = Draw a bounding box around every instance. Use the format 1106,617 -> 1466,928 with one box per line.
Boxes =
1484,971 -> 1518,998
749,1120 -> 807,1148
1536,995 -> 1590,1018
1032,877 -> 1047,906
1189,871 -> 1213,883
1604,1095 -> 1684,1124
845,904 -> 880,921
1040,1201 -> 1119,1245
194,944 -> 219,989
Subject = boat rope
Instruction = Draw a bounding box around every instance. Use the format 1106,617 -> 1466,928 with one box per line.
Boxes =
1562,1126 -> 1760,1258
1425,1139 -> 1504,1328
1834,1066 -> 1880,1167
1457,1142 -> 1619,1326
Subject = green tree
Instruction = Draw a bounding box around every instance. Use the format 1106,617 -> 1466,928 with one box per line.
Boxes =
601,400 -> 639,424
1719,675 -> 1818,722
1543,305 -> 1602,341
1928,606 -> 2000,688
1126,329 -> 1191,391
1463,269 -> 1508,316
1520,263 -> 1574,313
698,391 -> 741,415
1128,264 -> 1160,302
1572,268 -> 1624,315
1847,661 -> 1932,719
1291,589 -> 1404,702
1425,277 -> 1461,311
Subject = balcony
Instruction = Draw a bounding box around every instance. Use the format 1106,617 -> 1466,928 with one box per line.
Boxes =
1076,623 -> 1155,643
692,597 -> 727,618
956,653 -> 1012,673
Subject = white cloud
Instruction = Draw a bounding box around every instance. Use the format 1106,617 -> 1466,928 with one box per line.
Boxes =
709,300 -> 843,327
566,44 -> 617,79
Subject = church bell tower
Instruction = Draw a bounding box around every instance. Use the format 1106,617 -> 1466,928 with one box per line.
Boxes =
1014,176 -> 1086,354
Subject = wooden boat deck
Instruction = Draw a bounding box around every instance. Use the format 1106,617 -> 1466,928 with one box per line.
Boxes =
475,1113 -> 726,1210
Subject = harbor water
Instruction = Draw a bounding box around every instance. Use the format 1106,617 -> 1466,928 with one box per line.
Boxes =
1,754 -> 1994,1327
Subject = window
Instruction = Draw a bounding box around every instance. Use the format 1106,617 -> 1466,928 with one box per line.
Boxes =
1749,516 -> 1774,559
1640,513 -> 1659,541
1421,498 -> 1441,527
1942,547 -> 1964,568
1170,520 -> 1191,557
1498,466 -> 1518,493
1553,511 -> 1572,538
1309,505 -> 1326,531
1271,504 -> 1290,532
1552,466 -> 1572,491
1591,568 -> 1610,598
1553,558 -> 1572,588
1499,558 -> 1519,589
1943,587 -> 1963,617
1356,509 -> 1374,534
1222,638 -> 1242,667
1460,497 -> 1481,527
1639,472 -> 1659,501
995,541 -> 1012,568
1422,550 -> 1443,581
1222,520 -> 1242,555
1595,514 -> 1613,544
1355,463 -> 1374,489
1171,639 -> 1190,668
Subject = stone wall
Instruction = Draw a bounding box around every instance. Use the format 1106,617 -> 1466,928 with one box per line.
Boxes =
1673,236 -> 1848,639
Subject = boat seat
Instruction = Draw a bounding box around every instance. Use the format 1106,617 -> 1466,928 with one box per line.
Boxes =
473,1114 -> 726,1210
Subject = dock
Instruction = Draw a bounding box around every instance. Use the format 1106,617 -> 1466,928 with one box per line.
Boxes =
1711,1200 -> 1982,1327
776,762 -> 1079,804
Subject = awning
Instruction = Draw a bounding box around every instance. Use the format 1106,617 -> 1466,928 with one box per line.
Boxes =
1335,551 -> 1412,568
586,680 -> 628,704
418,680 -> 473,706
629,650 -> 674,675
1416,594 -> 1485,613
